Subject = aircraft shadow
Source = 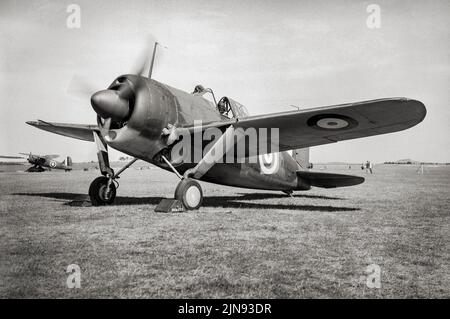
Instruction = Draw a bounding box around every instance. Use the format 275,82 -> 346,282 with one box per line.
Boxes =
234,192 -> 344,201
13,192 -> 358,212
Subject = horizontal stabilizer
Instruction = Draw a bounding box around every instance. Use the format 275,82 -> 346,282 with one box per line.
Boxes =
297,171 -> 365,188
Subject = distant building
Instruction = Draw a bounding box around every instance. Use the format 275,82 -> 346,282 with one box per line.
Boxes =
384,159 -> 449,165
384,159 -> 420,165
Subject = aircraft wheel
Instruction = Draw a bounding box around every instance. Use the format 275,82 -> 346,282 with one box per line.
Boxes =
174,178 -> 203,210
89,176 -> 116,206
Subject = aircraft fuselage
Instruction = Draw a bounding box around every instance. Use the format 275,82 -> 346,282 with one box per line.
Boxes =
100,75 -> 309,191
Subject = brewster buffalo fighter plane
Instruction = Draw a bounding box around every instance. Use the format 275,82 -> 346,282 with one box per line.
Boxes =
0,153 -> 72,172
27,43 -> 426,209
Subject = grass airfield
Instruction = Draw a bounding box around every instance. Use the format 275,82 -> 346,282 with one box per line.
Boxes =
0,164 -> 448,298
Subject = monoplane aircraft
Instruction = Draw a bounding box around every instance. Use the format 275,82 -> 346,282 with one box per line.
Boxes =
27,43 -> 426,209
0,153 -> 72,172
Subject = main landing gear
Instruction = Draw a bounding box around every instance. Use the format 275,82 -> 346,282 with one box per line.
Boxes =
89,176 -> 116,206
89,132 -> 205,210
174,178 -> 203,210
88,151 -> 204,210
156,124 -> 237,210
88,156 -> 138,206
26,165 -> 45,172
89,132 -> 138,206
160,154 -> 204,210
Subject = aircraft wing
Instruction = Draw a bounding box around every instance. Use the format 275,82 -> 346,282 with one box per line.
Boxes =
44,154 -> 60,159
26,120 -> 99,142
232,98 -> 426,152
26,98 -> 426,155
0,155 -> 24,159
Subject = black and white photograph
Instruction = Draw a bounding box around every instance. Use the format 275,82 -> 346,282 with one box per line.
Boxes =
0,0 -> 448,304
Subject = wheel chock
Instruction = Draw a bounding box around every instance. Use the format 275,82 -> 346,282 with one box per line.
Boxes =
154,198 -> 185,213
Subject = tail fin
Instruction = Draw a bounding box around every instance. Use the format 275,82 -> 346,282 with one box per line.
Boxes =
293,148 -> 312,169
66,156 -> 72,167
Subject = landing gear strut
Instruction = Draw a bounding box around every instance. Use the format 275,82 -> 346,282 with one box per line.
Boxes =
160,154 -> 204,210
89,131 -> 137,206
159,126 -> 237,211
88,157 -> 138,206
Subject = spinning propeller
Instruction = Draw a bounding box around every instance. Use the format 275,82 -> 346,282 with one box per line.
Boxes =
67,37 -> 165,133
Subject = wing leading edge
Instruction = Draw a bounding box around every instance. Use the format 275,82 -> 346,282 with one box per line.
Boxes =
26,120 -> 99,142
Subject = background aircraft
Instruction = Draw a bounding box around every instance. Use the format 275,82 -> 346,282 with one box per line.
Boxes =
0,153 -> 72,172
26,42 -> 426,209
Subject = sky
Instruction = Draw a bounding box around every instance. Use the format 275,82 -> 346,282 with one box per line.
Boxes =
0,0 -> 449,163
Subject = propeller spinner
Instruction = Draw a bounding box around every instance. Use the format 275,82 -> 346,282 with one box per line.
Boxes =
90,41 -> 162,130
91,89 -> 130,122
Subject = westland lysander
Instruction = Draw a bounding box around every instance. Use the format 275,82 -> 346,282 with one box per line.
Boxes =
27,43 -> 426,210
0,153 -> 72,172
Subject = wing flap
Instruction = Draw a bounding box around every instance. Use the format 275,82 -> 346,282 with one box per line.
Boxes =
26,120 -> 99,142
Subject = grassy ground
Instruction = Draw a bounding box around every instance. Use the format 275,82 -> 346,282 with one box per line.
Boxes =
0,165 -> 448,298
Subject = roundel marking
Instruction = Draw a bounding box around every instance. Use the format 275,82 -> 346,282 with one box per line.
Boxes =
259,153 -> 280,174
50,161 -> 56,167
316,118 -> 349,129
307,114 -> 358,131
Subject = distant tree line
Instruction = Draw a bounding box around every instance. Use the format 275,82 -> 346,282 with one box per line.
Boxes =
384,161 -> 450,165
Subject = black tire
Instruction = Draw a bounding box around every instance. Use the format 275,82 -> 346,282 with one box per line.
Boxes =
89,176 -> 116,206
174,179 -> 203,210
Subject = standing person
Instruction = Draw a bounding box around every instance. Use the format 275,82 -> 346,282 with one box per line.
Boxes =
365,161 -> 370,174
369,161 -> 373,174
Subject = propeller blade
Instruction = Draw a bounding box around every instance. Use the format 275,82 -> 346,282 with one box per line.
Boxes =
148,42 -> 158,79
130,40 -> 151,76
96,116 -> 112,139
67,74 -> 98,98
129,35 -> 165,78
103,118 -> 112,132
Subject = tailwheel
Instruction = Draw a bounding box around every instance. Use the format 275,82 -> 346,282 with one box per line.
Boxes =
89,176 -> 116,206
174,178 -> 203,210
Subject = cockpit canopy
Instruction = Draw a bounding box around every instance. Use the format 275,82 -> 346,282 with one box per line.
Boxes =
192,84 -> 250,119
217,97 -> 249,119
